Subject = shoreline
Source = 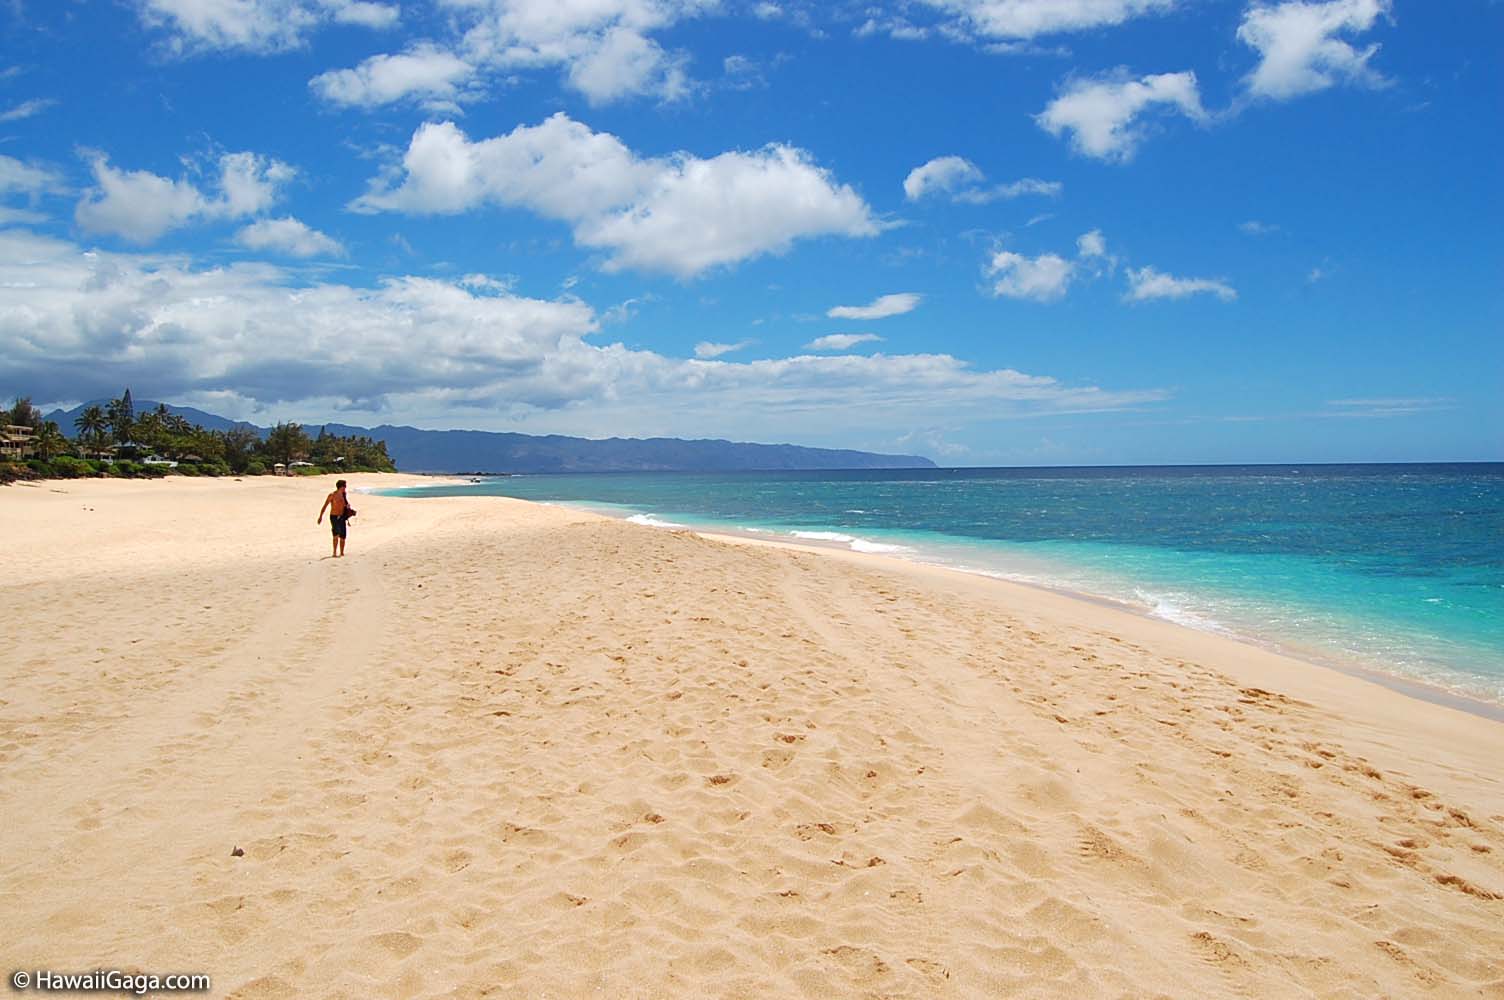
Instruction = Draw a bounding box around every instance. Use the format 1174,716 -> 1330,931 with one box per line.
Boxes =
4,474 -> 1501,996
691,522 -> 1504,725
393,490 -> 1504,724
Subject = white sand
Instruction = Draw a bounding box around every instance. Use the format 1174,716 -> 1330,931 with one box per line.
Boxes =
2,474 -> 1501,998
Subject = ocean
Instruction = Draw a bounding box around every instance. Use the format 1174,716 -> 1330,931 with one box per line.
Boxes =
379,465 -> 1504,707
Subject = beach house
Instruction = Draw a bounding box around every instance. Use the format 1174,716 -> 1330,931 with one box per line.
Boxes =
1,424 -> 35,459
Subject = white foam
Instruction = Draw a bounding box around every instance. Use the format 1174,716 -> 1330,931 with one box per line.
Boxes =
850,539 -> 915,554
627,513 -> 686,529
788,529 -> 914,555
1135,589 -> 1228,633
790,530 -> 857,543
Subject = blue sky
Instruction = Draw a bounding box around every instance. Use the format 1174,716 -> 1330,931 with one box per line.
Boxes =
0,0 -> 1499,464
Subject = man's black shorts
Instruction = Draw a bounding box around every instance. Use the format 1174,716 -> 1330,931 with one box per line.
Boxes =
330,514 -> 348,538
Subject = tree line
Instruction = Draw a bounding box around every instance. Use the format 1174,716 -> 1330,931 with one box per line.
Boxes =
3,389 -> 396,482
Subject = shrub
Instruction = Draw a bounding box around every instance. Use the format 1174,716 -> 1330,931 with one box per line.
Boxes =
49,456 -> 93,478
199,461 -> 230,477
245,460 -> 266,476
0,461 -> 35,484
175,463 -> 200,477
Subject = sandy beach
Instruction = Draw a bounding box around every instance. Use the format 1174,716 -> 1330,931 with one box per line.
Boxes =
1,473 -> 1501,999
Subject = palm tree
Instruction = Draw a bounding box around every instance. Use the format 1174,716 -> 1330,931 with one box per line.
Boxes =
74,405 -> 108,456
33,421 -> 64,461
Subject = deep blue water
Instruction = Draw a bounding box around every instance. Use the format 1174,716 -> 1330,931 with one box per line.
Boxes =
380,465 -> 1504,703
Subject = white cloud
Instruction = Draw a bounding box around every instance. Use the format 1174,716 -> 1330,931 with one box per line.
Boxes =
0,155 -> 62,197
694,339 -> 752,358
215,152 -> 294,217
854,15 -> 930,40
0,232 -> 1167,439
0,155 -> 62,224
805,333 -> 883,351
1076,229 -> 1107,258
1125,266 -> 1236,302
1238,0 -> 1389,100
1324,397 -> 1452,417
915,0 -> 1176,40
0,98 -> 58,122
954,177 -> 1062,204
134,0 -> 398,54
311,0 -> 721,108
904,156 -> 982,200
74,161 -> 205,244
310,44 -> 476,109
234,217 -> 345,257
352,114 -> 879,278
827,292 -> 921,320
988,250 -> 1074,301
903,156 -> 1059,203
1036,70 -> 1206,162
1239,219 -> 1279,235
0,206 -> 50,225
74,151 -> 294,243
879,0 -> 1181,42
452,0 -> 712,104
327,0 -> 400,28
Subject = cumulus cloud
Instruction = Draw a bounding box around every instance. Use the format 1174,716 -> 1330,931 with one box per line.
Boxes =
1036,70 -> 1206,162
897,0 -> 1176,41
1076,229 -> 1107,258
352,114 -> 879,278
234,217 -> 345,257
904,156 -> 983,201
904,155 -> 1060,204
1125,266 -> 1236,302
1238,0 -> 1389,100
329,0 -> 400,28
310,44 -> 476,109
75,151 -> 294,243
826,293 -> 921,320
306,0 -> 760,110
0,231 -> 1167,438
134,0 -> 399,54
693,340 -> 753,358
988,250 -> 1074,301
805,333 -> 883,351
984,230 -> 1117,302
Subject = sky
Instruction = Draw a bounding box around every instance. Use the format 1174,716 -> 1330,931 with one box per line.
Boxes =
0,0 -> 1500,465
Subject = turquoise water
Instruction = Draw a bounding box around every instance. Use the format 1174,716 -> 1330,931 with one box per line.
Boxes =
380,466 -> 1504,704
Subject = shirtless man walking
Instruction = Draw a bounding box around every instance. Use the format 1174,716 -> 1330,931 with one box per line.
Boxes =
317,479 -> 355,557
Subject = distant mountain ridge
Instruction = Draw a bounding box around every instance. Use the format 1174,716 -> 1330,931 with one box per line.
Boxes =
45,400 -> 936,473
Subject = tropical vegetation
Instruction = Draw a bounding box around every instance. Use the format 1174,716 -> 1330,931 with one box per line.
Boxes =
1,389 -> 396,484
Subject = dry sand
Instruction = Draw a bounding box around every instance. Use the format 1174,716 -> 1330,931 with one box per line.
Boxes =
1,473 -> 1501,999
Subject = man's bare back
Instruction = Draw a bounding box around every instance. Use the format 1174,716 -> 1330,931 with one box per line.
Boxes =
317,480 -> 353,557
